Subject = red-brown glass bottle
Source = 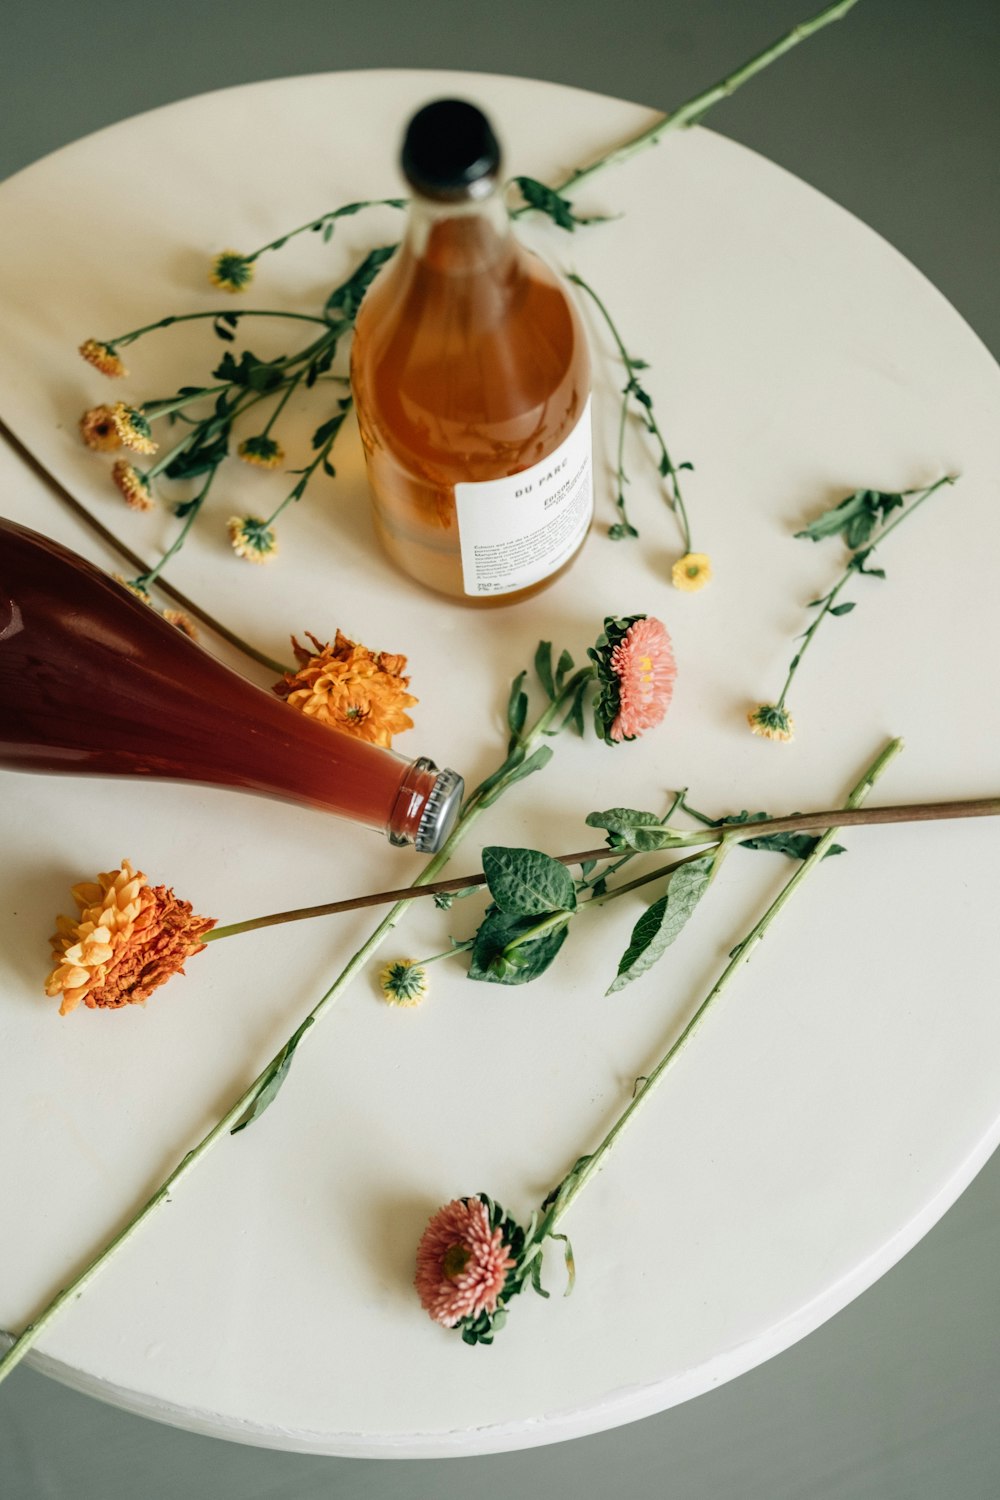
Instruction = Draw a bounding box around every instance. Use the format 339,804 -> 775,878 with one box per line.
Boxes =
351,98 -> 592,605
0,519 -> 463,851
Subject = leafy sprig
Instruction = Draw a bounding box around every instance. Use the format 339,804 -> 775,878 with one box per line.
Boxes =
750,475 -> 957,743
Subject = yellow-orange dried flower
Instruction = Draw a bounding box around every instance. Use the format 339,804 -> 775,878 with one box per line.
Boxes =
45,859 -> 215,1016
163,609 -> 198,640
112,573 -> 152,604
79,404 -> 122,452
210,251 -> 254,293
79,339 -> 127,378
273,628 -> 417,748
111,402 -> 157,455
112,459 -> 154,511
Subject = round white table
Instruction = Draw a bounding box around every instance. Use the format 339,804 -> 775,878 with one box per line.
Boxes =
1,69 -> 998,1458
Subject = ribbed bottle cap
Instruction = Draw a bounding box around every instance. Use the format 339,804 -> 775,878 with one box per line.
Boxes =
415,766 -> 465,853
401,99 -> 501,201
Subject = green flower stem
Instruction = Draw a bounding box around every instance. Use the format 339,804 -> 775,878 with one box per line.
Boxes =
522,0 -> 861,207
774,475 -> 955,711
577,789 -> 687,893
262,397 -> 354,528
108,310 -> 331,351
135,468 -> 218,591
259,371 -> 302,439
525,734 -> 903,1264
567,271 -> 692,552
202,792 -> 1000,944
0,666 -> 588,1386
242,199 -> 408,264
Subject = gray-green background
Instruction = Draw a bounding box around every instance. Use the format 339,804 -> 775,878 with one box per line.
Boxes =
2,2 -> 997,1496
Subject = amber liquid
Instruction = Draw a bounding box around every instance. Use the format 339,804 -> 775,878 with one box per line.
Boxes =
351,196 -> 591,604
0,518 -> 440,841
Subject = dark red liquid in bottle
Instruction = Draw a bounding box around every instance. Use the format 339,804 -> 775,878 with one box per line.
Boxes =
0,519 -> 462,850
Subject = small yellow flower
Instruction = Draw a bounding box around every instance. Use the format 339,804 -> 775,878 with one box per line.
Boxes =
112,574 -> 153,604
79,338 -> 127,378
112,459 -> 154,512
79,404 -> 122,452
227,514 -> 277,563
46,858 -> 215,1015
379,959 -> 429,1007
238,434 -> 284,469
747,703 -> 795,743
210,250 -> 254,293
111,402 -> 157,455
671,552 -> 712,592
163,609 -> 198,640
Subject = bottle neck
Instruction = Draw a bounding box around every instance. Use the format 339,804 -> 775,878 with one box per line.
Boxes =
402,184 -> 514,274
387,757 -> 464,852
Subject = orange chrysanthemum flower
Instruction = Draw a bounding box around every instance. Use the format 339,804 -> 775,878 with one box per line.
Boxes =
111,402 -> 157,455
79,404 -> 122,452
273,629 -> 417,748
112,459 -> 154,511
79,339 -> 127,378
46,859 -> 215,1016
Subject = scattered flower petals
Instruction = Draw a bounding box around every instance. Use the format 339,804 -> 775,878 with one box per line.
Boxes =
238,434 -> 284,469
45,859 -> 215,1016
747,703 -> 795,743
414,1197 -> 516,1328
671,552 -> 712,592
79,339 -> 127,378
112,459 -> 154,511
227,514 -> 277,563
111,402 -> 157,456
379,958 -> 429,1007
210,250 -> 254,293
79,405 -> 122,452
273,628 -> 417,748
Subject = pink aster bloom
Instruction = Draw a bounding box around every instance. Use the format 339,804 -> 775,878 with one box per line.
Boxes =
414,1197 -> 516,1328
609,616 -> 676,741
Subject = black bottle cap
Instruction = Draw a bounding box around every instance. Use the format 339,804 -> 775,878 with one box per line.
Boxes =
401,99 -> 501,201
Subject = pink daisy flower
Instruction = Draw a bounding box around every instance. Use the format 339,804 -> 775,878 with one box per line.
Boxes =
414,1197 -> 516,1328
608,616 -> 676,741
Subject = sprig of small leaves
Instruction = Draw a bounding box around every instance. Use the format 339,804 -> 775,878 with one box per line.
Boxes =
510,177 -> 613,231
752,475 -> 957,739
566,272 -> 695,552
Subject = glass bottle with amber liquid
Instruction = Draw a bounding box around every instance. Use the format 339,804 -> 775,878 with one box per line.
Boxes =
351,98 -> 592,605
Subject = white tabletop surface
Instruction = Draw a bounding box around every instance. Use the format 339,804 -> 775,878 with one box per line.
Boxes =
1,69 -> 999,1458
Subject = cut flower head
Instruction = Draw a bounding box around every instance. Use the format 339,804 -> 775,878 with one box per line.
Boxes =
273,628 -> 417,749
671,552 -> 712,592
414,1194 -> 526,1345
238,434 -> 284,469
111,403 -> 157,456
227,514 -> 277,563
379,958 -> 429,1007
112,459 -> 154,511
589,614 -> 676,744
79,339 -> 127,379
79,405 -> 122,452
210,251 -> 254,293
747,703 -> 795,743
46,859 -> 215,1016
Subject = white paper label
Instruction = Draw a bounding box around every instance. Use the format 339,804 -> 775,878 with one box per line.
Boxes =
455,398 -> 593,596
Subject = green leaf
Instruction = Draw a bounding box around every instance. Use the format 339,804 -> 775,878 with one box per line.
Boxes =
554,649 -> 574,690
534,640 -> 555,700
483,846 -> 576,917
212,349 -> 286,393
794,488 -> 906,546
324,244 -> 396,322
477,744 -> 554,808
512,176 -> 611,231
312,411 -> 348,449
829,601 -> 856,617
230,1019 -> 314,1134
688,806 -> 845,861
506,669 -> 528,744
585,808 -> 682,852
468,909 -> 569,986
607,857 -> 713,994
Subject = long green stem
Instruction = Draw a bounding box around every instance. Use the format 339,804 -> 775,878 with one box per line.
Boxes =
775,476 -> 955,711
107,309 -> 334,349
202,793 -> 1000,944
521,0 -> 861,207
0,668 -> 588,1385
136,468 -> 217,590
242,199 -> 408,264
528,734 -> 902,1256
567,271 -> 692,551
